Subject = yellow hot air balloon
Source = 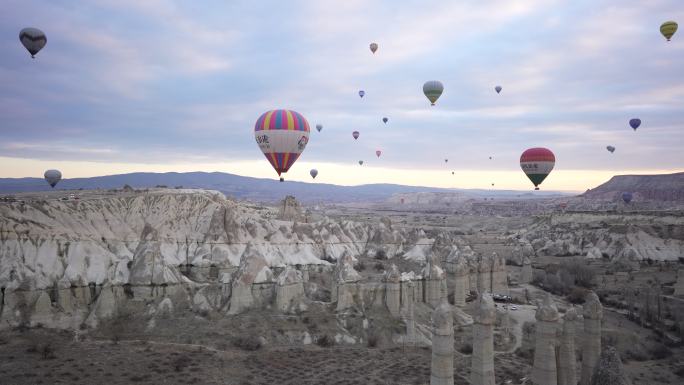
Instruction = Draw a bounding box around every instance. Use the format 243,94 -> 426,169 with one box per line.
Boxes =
661,21 -> 678,41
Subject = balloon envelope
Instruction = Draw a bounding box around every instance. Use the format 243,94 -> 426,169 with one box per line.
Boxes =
376,150 -> 381,157
629,118 -> 641,130
495,85 -> 502,94
622,192 -> 633,204
254,109 -> 310,177
359,90 -> 365,98
444,159 -> 448,163
520,147 -> 555,190
422,81 -> 444,105
310,169 -> 318,179
316,124 -> 323,132
661,21 -> 678,41
369,42 -> 378,53
44,169 -> 62,188
358,160 -> 363,165
382,117 -> 388,124
606,145 -> 615,153
19,27 -> 47,58
352,131 -> 359,140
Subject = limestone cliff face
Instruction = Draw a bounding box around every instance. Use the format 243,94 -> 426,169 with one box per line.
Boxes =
0,190 -> 444,291
516,212 -> 684,261
581,172 -> 684,202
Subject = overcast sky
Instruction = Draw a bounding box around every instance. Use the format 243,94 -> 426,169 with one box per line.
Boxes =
1,0 -> 682,191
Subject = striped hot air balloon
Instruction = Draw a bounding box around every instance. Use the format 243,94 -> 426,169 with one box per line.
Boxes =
254,109 -> 310,182
520,147 -> 555,190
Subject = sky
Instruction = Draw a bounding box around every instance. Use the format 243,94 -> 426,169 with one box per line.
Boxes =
1,0 -> 683,192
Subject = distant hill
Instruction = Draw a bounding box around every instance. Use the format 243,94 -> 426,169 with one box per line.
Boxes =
0,171 -> 569,203
581,172 -> 684,201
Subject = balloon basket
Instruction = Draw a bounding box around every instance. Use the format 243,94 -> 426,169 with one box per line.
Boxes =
279,177 -> 284,182
535,187 -> 539,191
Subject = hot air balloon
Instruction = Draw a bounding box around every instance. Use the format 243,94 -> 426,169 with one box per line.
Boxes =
489,156 -> 493,160
423,81 -> 443,106
495,85 -> 502,94
310,169 -> 318,179
661,21 -> 678,41
629,118 -> 641,131
606,145 -> 615,153
376,150 -> 381,158
451,171 -> 454,175
352,131 -> 360,140
44,169 -> 62,188
491,183 -> 495,186
444,159 -> 448,163
520,147 -> 555,190
359,90 -> 365,98
19,28 -> 47,58
358,160 -> 364,165
369,42 -> 378,54
254,109 -> 310,182
622,192 -> 633,204
382,117 -> 388,124
316,124 -> 323,132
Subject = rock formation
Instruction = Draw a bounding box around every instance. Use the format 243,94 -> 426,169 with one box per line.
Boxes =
471,293 -> 496,385
590,347 -> 632,385
490,252 -> 507,294
430,301 -> 454,385
477,255 -> 492,294
557,307 -> 578,385
449,253 -> 469,307
532,294 -> 560,385
674,269 -> 684,296
275,265 -> 305,313
384,264 -> 401,316
424,254 -> 446,307
334,252 -> 362,311
520,256 -> 533,284
228,242 -> 273,314
581,291 -> 603,385
278,195 -> 303,221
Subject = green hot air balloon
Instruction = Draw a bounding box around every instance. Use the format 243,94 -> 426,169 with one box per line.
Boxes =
661,21 -> 678,41
423,80 -> 444,106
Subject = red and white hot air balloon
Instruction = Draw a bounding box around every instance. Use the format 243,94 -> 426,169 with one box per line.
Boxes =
254,109 -> 310,182
520,147 -> 555,190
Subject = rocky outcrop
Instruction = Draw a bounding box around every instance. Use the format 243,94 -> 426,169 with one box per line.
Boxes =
590,347 -> 632,385
445,249 -> 469,307
581,292 -> 603,385
557,307 -> 578,385
520,256 -> 533,284
674,269 -> 684,296
384,264 -> 401,316
278,195 -> 303,221
334,252 -> 362,311
490,252 -> 507,294
471,293 -> 496,385
532,294 -> 560,385
424,255 -> 446,307
275,265 -> 305,313
581,172 -> 684,202
430,301 -> 454,385
228,243 -> 273,314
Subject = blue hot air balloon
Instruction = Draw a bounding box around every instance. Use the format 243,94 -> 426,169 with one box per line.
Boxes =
622,192 -> 633,204
359,90 -> 365,98
629,118 -> 641,131
495,85 -> 502,94
382,117 -> 388,124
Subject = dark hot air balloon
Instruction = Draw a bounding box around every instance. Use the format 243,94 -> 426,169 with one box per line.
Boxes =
19,28 -> 47,58
44,169 -> 61,188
